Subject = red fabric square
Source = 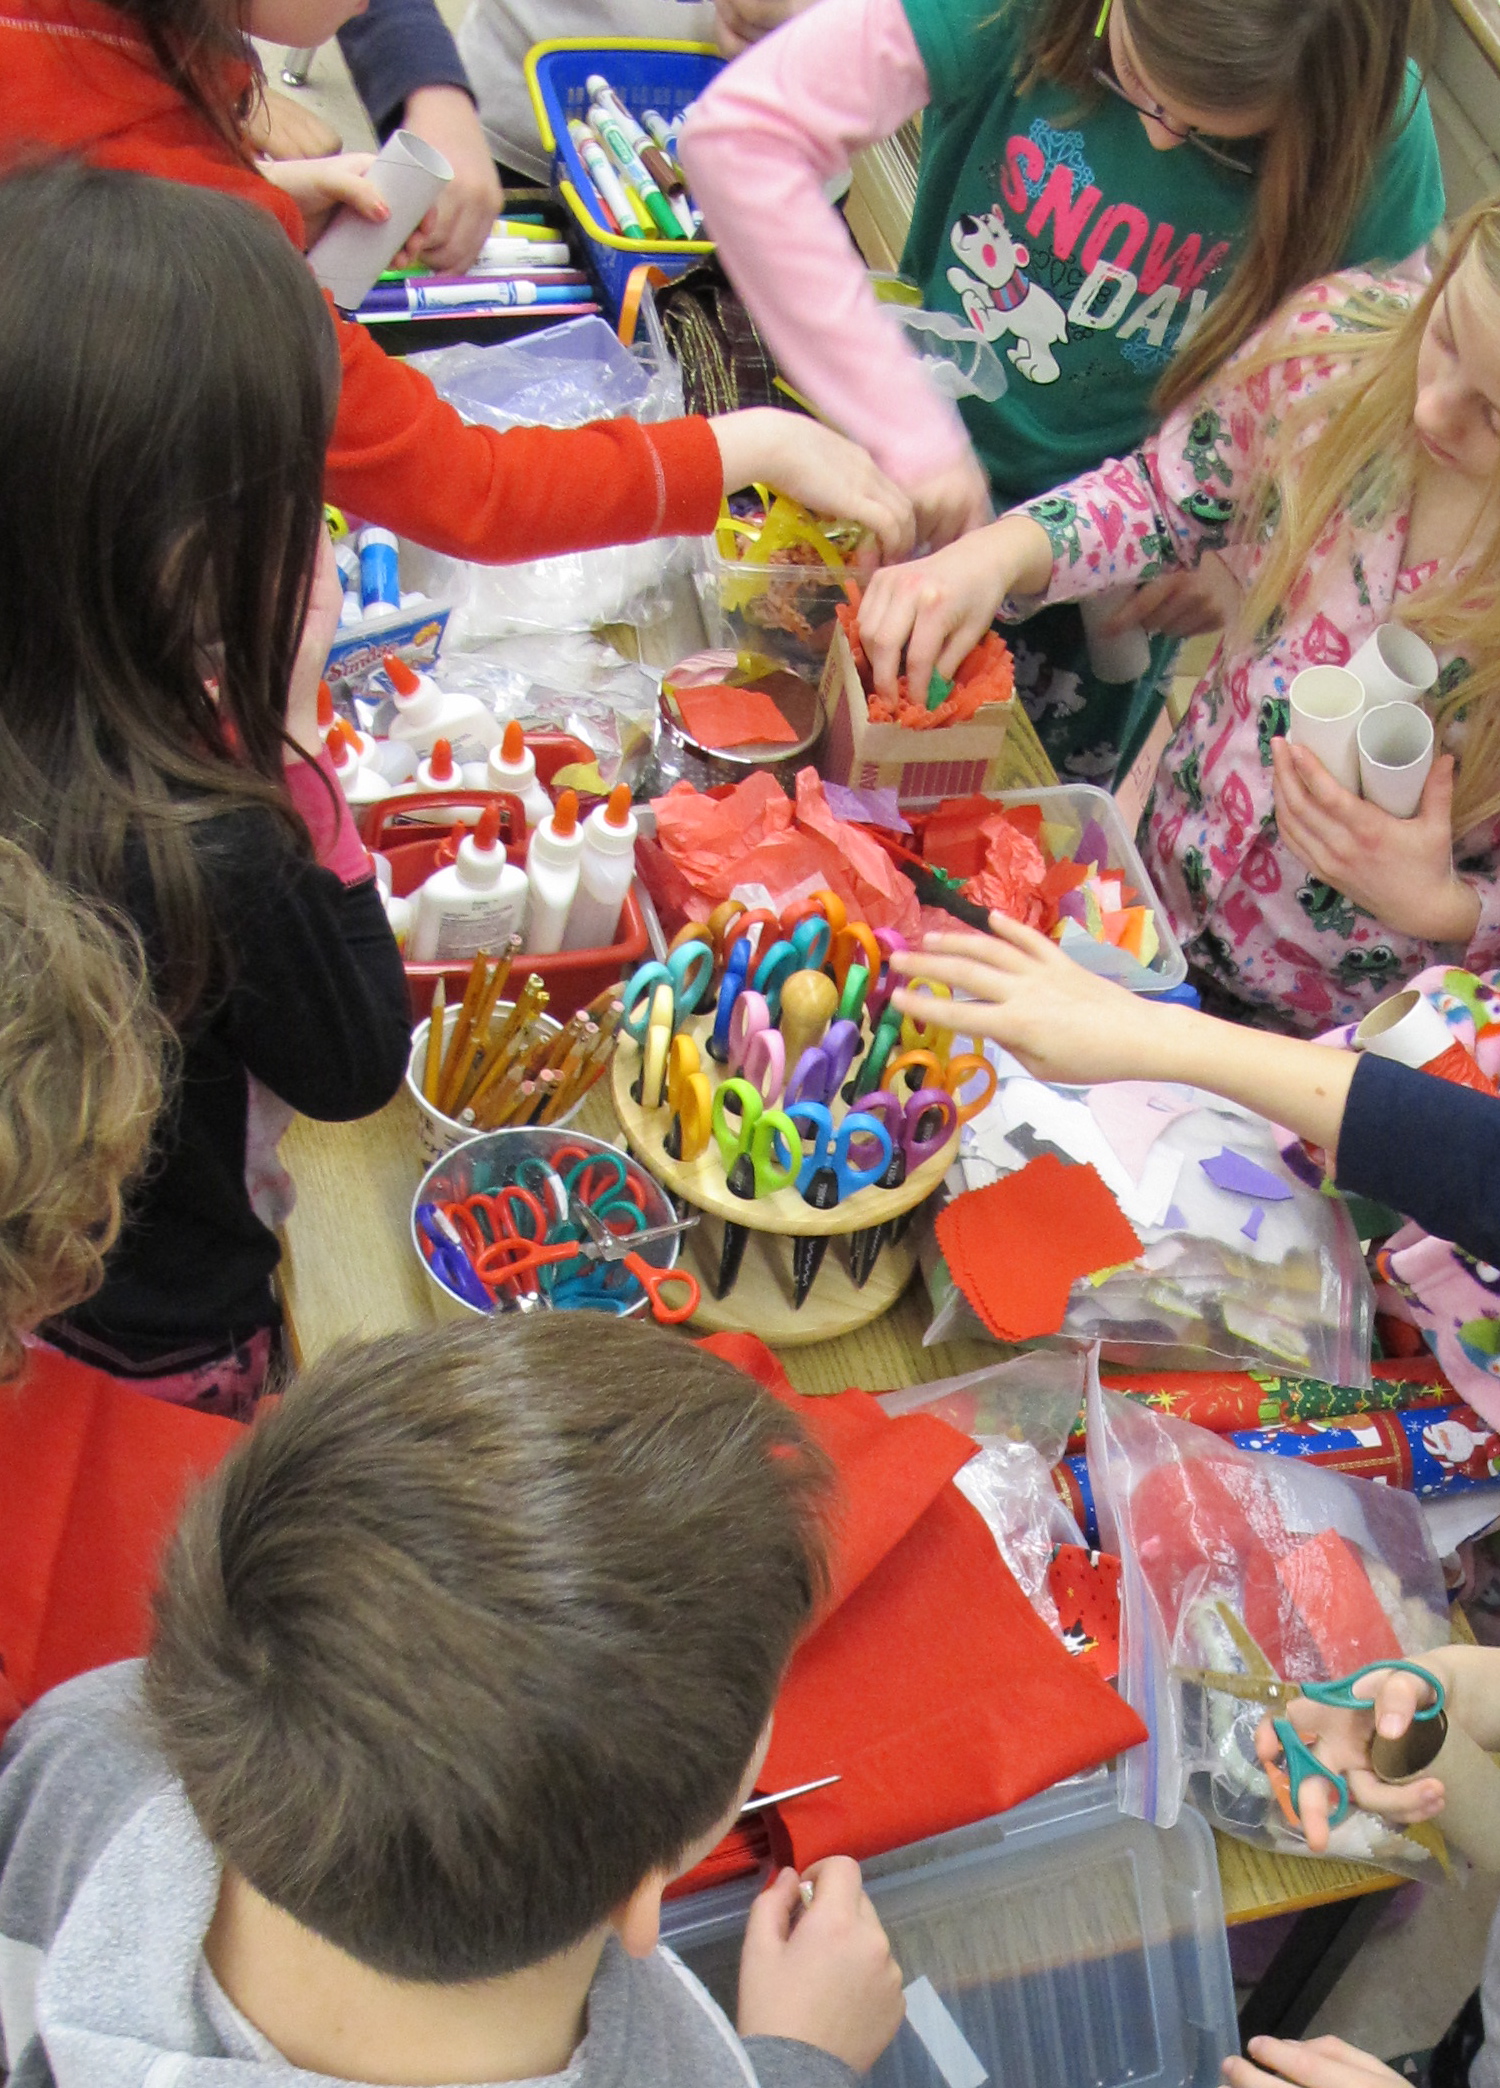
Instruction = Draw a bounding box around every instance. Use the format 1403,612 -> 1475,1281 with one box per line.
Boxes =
936,1157 -> 1143,1342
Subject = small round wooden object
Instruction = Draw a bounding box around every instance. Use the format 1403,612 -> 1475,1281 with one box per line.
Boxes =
777,968 -> 839,1077
611,1011 -> 958,1236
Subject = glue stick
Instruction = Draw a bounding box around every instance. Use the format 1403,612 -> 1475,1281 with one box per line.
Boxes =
524,790 -> 583,954
561,783 -> 637,951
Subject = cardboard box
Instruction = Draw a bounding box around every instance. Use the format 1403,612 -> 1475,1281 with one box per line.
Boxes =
818,627 -> 1056,805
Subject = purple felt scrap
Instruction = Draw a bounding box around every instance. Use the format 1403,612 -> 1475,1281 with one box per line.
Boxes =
1165,1205 -> 1186,1230
822,782 -> 912,834
1077,819 -> 1111,871
1201,1148 -> 1294,1202
1057,890 -> 1091,926
1241,1207 -> 1265,1242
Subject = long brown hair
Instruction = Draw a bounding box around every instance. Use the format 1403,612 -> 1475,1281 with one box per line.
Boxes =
102,0 -> 260,152
0,162 -> 339,1023
1022,0 -> 1433,415
1231,201 -> 1500,834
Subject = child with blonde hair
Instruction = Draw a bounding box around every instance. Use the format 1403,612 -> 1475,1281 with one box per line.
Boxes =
863,197 -> 1500,1032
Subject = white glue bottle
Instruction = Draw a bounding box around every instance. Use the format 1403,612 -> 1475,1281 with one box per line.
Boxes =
409,804 -> 528,962
562,783 -> 638,951
327,720 -> 391,806
524,789 -> 583,955
383,653 -> 500,764
486,719 -> 553,831
416,737 -> 458,794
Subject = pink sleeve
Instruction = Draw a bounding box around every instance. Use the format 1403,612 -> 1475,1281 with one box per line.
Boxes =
679,0 -> 974,489
284,747 -> 375,888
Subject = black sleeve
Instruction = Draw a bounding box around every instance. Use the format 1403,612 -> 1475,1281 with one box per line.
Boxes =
337,0 -> 474,139
203,816 -> 411,1123
1334,1052 -> 1500,1266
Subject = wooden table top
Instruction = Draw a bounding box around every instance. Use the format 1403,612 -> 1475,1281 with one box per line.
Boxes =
277,1091 -> 1404,1925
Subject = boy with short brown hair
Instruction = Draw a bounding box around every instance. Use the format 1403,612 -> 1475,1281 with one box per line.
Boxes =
0,1317 -> 906,2088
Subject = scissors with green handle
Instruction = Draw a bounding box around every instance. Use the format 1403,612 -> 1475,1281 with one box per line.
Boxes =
1184,1659 -> 1446,1830
711,1078 -> 803,1199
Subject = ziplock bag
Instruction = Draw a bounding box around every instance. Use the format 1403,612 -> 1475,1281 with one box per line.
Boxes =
1086,1350 -> 1454,1874
926,1063 -> 1373,1385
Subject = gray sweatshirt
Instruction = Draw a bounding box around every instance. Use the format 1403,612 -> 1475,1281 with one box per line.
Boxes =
0,1666 -> 854,2088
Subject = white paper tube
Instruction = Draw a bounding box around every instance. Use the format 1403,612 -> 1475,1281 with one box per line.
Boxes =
1371,1710 -> 1500,1872
1357,702 -> 1435,818
1080,588 -> 1152,684
309,130 -> 454,312
1348,624 -> 1439,711
1354,985 -> 1454,1068
1288,666 -> 1363,794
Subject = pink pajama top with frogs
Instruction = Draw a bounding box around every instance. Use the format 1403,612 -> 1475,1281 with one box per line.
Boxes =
1012,269 -> 1500,1035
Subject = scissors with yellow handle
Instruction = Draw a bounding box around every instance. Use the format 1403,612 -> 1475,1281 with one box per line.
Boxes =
885,1047 -> 997,1123
664,1032 -> 712,1163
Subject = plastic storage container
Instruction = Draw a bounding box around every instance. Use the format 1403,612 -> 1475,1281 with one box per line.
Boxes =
662,1773 -> 1238,2088
525,40 -> 721,319
992,784 -> 1187,997
358,737 -> 648,1022
694,531 -> 876,680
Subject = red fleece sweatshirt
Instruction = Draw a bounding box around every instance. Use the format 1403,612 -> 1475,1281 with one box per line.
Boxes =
0,0 -> 723,562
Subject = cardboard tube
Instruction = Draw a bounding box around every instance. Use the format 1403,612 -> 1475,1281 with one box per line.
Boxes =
309,130 -> 454,311
1354,986 -> 1454,1069
1371,1711 -> 1500,1871
1080,588 -> 1152,684
1348,624 -> 1439,710
1357,702 -> 1434,819
1288,667 -> 1363,794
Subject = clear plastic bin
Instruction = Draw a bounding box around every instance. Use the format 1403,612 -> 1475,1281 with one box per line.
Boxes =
661,1772 -> 1238,2088
995,783 -> 1187,997
694,533 -> 873,680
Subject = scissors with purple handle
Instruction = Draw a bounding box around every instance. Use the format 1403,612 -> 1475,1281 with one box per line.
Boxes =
783,1019 -> 863,1110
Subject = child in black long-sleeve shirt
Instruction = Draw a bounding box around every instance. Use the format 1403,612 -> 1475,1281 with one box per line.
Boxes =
0,161 -> 411,1415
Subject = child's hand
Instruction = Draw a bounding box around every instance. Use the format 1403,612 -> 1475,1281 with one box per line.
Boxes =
908,454 -> 994,550
259,152 -> 387,246
708,411 -> 915,563
394,86 -> 505,273
737,1859 -> 905,2073
1251,1660 -> 1449,1855
888,919 -> 1174,1085
1224,2034 -> 1408,2088
1104,554 -> 1240,639
1271,740 -> 1481,944
858,513 -> 1052,705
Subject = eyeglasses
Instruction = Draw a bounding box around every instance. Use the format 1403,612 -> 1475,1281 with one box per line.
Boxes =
1091,0 -> 1258,176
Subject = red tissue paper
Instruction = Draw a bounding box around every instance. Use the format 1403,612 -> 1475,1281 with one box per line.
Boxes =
670,1335 -> 1146,1890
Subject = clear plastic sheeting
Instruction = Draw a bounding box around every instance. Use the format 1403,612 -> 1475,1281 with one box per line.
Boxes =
1086,1349 -> 1453,1875
896,306 -> 1010,403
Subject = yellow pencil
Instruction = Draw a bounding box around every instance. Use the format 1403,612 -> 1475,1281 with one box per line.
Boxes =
421,979 -> 447,1103
436,954 -> 490,1113
452,953 -> 523,1110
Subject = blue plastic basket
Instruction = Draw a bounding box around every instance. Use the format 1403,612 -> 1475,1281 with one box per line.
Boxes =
525,38 -> 722,318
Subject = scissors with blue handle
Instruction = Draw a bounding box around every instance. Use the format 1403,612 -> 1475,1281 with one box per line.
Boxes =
711,1078 -> 803,1199
751,938 -> 804,1021
784,1020 -> 863,1110
619,941 -> 715,1041
415,1202 -> 496,1313
783,1101 -> 893,1201
707,940 -> 751,1064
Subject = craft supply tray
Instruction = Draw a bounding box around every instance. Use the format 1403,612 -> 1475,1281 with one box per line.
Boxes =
662,1772 -> 1238,2088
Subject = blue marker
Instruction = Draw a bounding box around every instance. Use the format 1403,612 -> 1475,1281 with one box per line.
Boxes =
357,526 -> 400,612
360,280 -> 587,314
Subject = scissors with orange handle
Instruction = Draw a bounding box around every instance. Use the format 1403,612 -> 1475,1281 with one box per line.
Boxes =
474,1212 -> 701,1323
884,1047 -> 997,1122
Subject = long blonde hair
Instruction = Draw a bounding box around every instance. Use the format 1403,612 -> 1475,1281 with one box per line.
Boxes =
1021,0 -> 1433,416
1232,200 -> 1500,834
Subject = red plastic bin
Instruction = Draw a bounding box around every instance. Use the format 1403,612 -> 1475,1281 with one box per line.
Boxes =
357,736 -> 647,1022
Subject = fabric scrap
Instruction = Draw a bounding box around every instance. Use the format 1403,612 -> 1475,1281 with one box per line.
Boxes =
936,1156 -> 1144,1341
674,682 -> 800,749
1201,1149 -> 1295,1201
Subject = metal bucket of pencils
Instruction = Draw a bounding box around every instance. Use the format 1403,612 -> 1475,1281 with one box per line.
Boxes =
412,1126 -> 686,1322
408,952 -> 625,1165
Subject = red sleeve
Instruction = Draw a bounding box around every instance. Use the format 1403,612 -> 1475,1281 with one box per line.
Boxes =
326,313 -> 725,562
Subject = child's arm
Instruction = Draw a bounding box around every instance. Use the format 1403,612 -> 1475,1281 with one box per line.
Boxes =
738,1858 -> 905,2079
678,0 -> 990,549
1225,2034 -> 1409,2088
257,152 -> 389,246
888,920 -> 1500,1265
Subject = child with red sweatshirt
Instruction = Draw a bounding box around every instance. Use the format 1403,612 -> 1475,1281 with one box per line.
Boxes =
0,0 -> 912,569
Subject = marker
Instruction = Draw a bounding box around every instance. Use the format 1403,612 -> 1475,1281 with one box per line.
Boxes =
642,109 -> 687,181
569,120 -> 645,240
490,215 -> 558,238
587,100 -> 682,241
360,280 -> 592,313
474,237 -> 573,268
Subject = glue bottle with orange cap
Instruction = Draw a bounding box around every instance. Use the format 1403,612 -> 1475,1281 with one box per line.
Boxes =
326,719 -> 391,807
382,651 -> 499,763
561,783 -> 638,951
409,803 -> 529,963
485,719 -> 553,831
523,789 -> 584,955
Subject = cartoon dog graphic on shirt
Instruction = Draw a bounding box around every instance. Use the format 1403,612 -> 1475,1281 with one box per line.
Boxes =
947,212 -> 1068,383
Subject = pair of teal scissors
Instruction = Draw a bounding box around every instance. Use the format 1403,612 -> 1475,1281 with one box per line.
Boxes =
620,942 -> 715,1042
711,1078 -> 803,1198
751,916 -> 832,1018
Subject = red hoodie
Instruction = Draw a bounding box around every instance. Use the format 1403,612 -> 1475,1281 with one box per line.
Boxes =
0,0 -> 723,562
